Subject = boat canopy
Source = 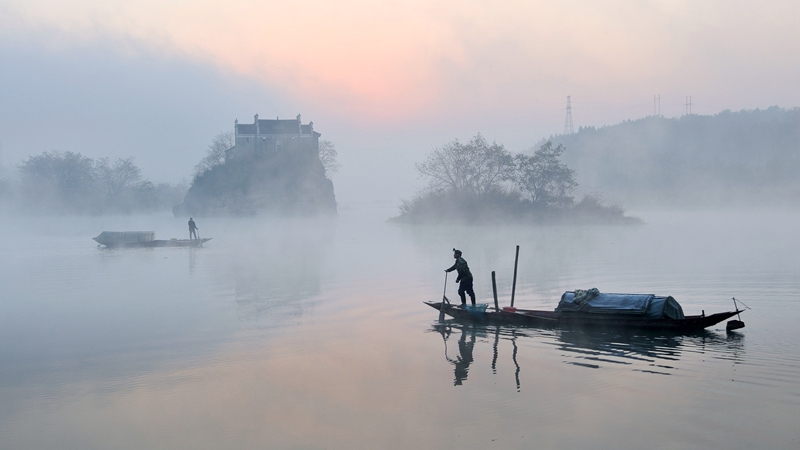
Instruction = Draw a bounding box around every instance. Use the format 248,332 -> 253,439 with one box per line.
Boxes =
557,290 -> 685,319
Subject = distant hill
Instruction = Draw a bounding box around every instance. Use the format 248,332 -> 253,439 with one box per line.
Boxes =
548,106 -> 800,207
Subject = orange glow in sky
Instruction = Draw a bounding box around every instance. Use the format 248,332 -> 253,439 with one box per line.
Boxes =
4,0 -> 800,124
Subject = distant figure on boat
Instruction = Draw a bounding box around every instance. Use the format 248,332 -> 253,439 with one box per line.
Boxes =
445,248 -> 475,306
188,218 -> 199,240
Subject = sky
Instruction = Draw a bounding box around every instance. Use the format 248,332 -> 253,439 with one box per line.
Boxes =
1,0 -> 799,205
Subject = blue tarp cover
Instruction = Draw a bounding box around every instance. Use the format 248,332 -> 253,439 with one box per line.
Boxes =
557,291 -> 686,319
557,292 -> 653,315
646,296 -> 685,319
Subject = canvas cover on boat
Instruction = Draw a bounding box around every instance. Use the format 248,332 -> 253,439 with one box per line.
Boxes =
557,290 -> 685,319
645,295 -> 685,319
93,231 -> 155,246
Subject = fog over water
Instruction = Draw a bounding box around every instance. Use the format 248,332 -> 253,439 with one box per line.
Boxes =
3,1 -> 800,448
1,207 -> 799,449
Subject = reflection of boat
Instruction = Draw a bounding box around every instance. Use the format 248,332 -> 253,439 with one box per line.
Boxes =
93,231 -> 211,248
425,290 -> 745,331
429,321 -> 745,387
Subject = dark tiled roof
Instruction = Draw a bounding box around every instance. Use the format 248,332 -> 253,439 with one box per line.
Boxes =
238,118 -> 319,135
237,124 -> 257,134
259,119 -> 299,134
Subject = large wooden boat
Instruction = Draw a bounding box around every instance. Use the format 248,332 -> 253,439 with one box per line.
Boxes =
425,290 -> 745,331
93,231 -> 211,248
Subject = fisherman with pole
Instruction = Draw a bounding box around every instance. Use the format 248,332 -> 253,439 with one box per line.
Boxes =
188,217 -> 199,240
445,248 -> 476,306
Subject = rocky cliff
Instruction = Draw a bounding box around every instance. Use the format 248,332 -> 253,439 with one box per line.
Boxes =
173,147 -> 336,216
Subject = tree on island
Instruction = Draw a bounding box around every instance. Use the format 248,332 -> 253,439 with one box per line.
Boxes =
415,133 -> 512,199
396,134 -> 636,224
318,140 -> 341,176
513,142 -> 577,208
193,132 -> 234,178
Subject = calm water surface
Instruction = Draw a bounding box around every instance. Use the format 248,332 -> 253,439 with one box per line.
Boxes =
1,208 -> 799,449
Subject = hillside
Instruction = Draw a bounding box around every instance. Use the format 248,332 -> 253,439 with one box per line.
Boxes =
548,107 -> 800,207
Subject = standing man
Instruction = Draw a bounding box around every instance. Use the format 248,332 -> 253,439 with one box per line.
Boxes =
445,248 -> 476,306
188,217 -> 199,240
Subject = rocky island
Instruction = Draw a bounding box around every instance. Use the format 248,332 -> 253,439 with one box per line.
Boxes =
174,114 -> 337,216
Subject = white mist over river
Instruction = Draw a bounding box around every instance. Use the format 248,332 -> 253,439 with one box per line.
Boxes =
1,207 -> 799,449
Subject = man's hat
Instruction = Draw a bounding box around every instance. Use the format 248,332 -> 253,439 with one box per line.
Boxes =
453,248 -> 462,255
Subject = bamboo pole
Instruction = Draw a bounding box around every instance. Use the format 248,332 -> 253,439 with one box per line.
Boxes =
492,271 -> 499,312
510,245 -> 519,307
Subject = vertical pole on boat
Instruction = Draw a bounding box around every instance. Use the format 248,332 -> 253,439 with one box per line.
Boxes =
439,272 -> 449,322
510,245 -> 520,307
732,297 -> 742,321
492,271 -> 499,312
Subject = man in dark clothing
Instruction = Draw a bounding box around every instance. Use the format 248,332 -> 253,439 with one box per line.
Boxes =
188,218 -> 199,240
445,248 -> 476,306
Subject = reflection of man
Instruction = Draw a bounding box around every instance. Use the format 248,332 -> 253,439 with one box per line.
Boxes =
453,326 -> 475,386
445,249 -> 475,306
188,218 -> 199,240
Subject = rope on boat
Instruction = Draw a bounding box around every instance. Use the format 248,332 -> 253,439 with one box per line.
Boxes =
732,297 -> 752,310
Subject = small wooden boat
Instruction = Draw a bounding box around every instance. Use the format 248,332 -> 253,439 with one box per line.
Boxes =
425,290 -> 745,331
96,238 -> 212,248
93,231 -> 211,248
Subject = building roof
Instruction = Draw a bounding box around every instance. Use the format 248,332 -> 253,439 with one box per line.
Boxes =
237,123 -> 257,134
237,119 -> 307,135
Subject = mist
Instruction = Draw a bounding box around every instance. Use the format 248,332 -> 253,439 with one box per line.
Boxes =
3,1 -> 800,449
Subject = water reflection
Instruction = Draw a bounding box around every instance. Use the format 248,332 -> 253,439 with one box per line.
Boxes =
430,321 -> 746,387
556,328 -> 746,374
433,323 -> 528,389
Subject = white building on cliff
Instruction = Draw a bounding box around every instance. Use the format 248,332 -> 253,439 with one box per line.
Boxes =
225,114 -> 320,161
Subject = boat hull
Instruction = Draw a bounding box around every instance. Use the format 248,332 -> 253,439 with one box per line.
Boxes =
425,301 -> 742,331
96,238 -> 212,248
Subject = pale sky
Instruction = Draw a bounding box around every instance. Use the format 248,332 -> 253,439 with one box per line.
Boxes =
1,0 -> 799,204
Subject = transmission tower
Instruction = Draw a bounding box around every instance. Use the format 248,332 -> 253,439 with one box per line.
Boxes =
564,96 -> 574,135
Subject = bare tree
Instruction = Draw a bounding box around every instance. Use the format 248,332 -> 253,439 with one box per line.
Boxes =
416,133 -> 513,198
194,131 -> 234,178
318,140 -> 340,176
19,151 -> 96,194
18,151 -> 97,211
513,142 -> 577,207
96,157 -> 143,199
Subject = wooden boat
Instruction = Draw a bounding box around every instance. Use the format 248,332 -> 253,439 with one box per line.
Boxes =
93,231 -> 211,248
425,290 -> 745,331
95,238 -> 212,248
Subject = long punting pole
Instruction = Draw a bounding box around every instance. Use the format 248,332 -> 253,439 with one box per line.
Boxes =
439,272 -> 448,322
510,245 -> 520,307
492,271 -> 499,312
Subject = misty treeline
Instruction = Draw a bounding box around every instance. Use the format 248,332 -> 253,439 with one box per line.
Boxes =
551,106 -> 800,207
396,134 -> 635,224
0,151 -> 186,214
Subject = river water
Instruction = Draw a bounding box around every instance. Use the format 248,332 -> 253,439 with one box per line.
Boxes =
1,207 -> 798,449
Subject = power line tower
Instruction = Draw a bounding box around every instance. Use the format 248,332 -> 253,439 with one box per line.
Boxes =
564,96 -> 574,135
653,94 -> 661,116
685,95 -> 692,115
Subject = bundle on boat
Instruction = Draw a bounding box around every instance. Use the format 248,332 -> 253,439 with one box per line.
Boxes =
556,288 -> 685,319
